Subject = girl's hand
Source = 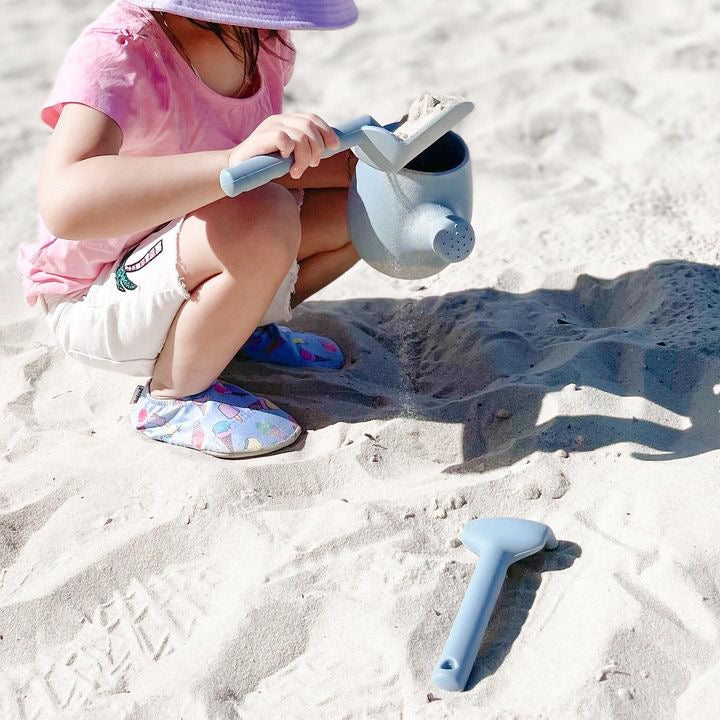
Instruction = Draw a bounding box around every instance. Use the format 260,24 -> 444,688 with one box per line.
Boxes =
228,113 -> 340,179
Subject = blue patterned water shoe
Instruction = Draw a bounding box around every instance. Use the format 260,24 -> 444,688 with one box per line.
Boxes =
236,324 -> 345,370
130,379 -> 301,458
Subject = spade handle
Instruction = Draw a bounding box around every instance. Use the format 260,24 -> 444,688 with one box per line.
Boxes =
431,545 -> 508,692
219,115 -> 375,197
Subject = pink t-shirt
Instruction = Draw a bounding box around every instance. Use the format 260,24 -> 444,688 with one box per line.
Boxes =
17,0 -> 295,306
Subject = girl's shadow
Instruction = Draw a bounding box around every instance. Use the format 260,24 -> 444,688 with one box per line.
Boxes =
225,259 -> 720,470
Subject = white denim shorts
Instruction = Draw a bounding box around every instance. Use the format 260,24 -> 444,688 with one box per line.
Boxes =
41,201 -> 302,377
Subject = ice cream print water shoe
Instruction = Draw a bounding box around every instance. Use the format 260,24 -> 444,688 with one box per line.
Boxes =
236,324 -> 345,370
130,379 -> 302,458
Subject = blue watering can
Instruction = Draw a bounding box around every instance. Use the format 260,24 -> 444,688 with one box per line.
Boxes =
347,124 -> 474,279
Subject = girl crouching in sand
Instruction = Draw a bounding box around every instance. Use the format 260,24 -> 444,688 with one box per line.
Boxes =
17,0 -> 360,458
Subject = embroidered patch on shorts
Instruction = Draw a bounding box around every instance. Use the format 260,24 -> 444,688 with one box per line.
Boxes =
115,238 -> 164,292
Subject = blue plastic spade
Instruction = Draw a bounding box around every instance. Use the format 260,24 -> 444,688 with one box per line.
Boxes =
218,100 -> 474,197
432,517 -> 558,692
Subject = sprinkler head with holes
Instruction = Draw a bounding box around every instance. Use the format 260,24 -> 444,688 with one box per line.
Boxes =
432,517 -> 558,692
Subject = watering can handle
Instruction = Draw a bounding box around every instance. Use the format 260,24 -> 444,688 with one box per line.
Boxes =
219,115 -> 375,197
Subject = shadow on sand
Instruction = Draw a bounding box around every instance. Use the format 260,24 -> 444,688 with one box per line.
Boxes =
225,259 -> 720,470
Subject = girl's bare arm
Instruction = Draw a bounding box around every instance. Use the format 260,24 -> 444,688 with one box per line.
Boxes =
38,103 -> 233,241
40,103 -> 344,240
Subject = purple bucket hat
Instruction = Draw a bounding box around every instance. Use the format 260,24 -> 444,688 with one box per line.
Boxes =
127,0 -> 358,29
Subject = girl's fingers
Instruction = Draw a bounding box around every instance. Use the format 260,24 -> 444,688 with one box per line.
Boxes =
295,112 -> 340,150
266,113 -> 340,177
282,125 -> 320,173
287,132 -> 312,178
275,130 -> 295,159
296,118 -> 325,165
287,114 -> 336,162
321,125 -> 340,152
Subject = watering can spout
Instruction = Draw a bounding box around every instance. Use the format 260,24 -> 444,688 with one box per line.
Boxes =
401,203 -> 475,269
407,204 -> 475,265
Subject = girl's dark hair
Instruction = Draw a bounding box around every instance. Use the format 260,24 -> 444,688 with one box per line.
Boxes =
185,21 -> 293,95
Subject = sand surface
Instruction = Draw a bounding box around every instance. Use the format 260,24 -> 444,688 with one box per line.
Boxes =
2,0 -> 720,717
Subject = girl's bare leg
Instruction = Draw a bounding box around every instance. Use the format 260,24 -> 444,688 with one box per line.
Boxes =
150,183 -> 301,399
293,187 -> 359,306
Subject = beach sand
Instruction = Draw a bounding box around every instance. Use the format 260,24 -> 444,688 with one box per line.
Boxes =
2,0 -> 720,717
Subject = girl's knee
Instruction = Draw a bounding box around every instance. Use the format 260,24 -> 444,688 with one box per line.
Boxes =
189,183 -> 301,273
256,183 -> 302,259
222,184 -> 299,258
